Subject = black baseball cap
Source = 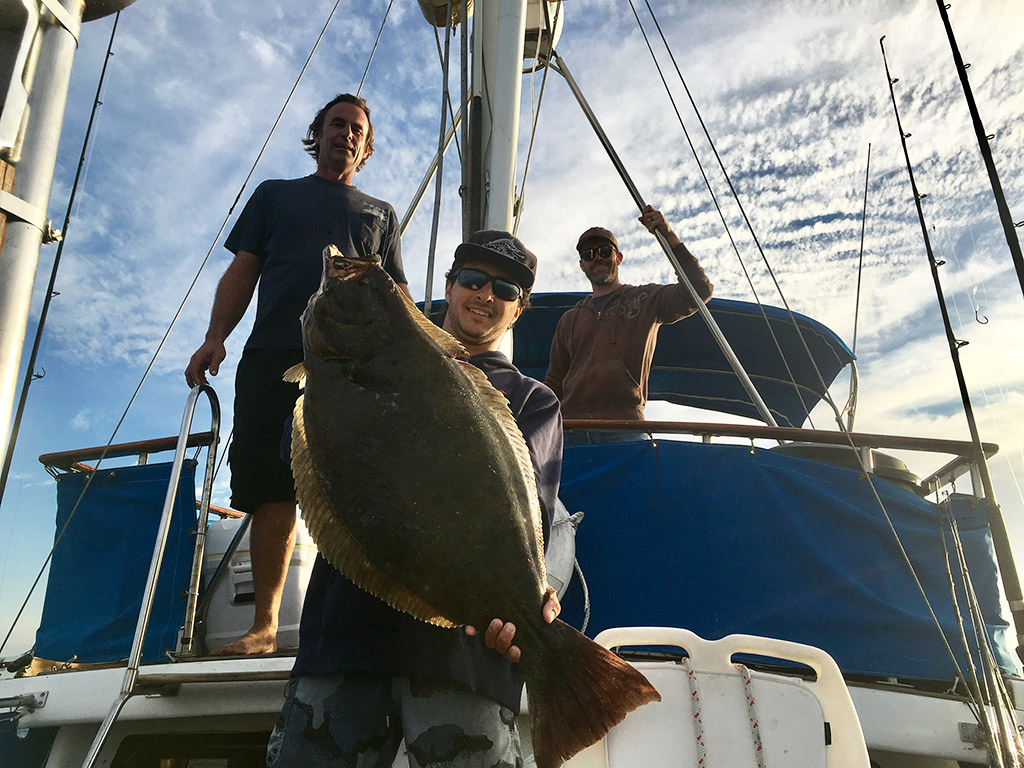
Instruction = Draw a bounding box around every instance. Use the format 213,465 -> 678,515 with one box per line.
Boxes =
452,230 -> 538,291
576,226 -> 618,251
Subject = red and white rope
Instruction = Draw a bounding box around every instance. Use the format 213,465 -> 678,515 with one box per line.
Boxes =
682,657 -> 709,767
737,663 -> 767,768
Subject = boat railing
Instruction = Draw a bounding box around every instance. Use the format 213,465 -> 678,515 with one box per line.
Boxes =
73,384 -> 220,768
38,431 -> 217,474
562,419 -> 997,496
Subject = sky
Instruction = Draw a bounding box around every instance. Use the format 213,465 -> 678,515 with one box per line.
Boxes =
1,0 -> 1023,655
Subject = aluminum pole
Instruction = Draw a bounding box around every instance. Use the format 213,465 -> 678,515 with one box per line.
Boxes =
473,0 -> 527,231
0,0 -> 81,467
551,52 -> 779,428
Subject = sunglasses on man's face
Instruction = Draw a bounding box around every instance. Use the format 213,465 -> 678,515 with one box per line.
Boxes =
579,245 -> 617,262
454,268 -> 523,302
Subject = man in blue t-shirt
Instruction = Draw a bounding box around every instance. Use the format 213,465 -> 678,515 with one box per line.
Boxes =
185,93 -> 409,656
267,232 -> 563,768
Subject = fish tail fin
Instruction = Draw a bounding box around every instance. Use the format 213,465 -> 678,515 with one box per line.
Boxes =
523,620 -> 660,768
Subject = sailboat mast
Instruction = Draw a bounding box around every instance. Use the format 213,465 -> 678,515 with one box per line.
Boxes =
933,0 -> 1024,304
469,0 -> 528,233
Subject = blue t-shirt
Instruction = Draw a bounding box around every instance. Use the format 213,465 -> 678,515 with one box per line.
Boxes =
292,351 -> 563,709
225,175 -> 406,350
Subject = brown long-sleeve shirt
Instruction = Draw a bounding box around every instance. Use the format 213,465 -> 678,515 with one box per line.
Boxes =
546,245 -> 713,420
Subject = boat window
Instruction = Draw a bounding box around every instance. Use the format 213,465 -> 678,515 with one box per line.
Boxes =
110,731 -> 271,767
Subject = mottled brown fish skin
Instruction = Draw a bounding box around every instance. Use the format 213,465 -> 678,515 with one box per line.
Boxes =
293,255 -> 659,768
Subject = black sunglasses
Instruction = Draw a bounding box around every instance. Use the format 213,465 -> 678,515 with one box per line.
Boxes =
580,245 -> 617,262
454,268 -> 523,302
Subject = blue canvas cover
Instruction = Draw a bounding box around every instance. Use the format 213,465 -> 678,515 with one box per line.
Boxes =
557,439 -> 1016,681
513,294 -> 855,428
423,294 -> 854,427
34,461 -> 197,663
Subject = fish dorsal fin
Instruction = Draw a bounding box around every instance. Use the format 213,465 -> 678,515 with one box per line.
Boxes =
396,287 -> 466,358
290,392 -> 457,628
282,362 -> 307,385
455,359 -> 547,581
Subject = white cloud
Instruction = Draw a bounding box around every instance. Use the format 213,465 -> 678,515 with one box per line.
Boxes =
70,408 -> 95,431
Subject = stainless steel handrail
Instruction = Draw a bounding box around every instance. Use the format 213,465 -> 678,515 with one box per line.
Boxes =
81,384 -> 220,768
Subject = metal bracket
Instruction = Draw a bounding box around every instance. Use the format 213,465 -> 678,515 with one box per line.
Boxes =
0,189 -> 44,230
0,189 -> 61,242
37,0 -> 82,44
0,691 -> 48,714
958,721 -> 985,747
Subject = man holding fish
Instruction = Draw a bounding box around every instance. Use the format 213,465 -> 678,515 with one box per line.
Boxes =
267,232 -> 577,767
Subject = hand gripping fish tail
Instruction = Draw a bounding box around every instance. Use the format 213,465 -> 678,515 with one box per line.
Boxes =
291,249 -> 659,767
522,620 -> 661,768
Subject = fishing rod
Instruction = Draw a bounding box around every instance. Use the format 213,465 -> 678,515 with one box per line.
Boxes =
933,0 -> 1024,305
845,144 -> 872,432
880,35 -> 1024,677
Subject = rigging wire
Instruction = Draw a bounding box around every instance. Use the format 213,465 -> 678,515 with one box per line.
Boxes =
845,145 -> 872,431
357,0 -> 395,98
622,1 -> 981,688
635,0 -> 888,442
423,0 -> 454,316
430,12 -> 462,162
512,0 -> 560,237
851,144 -> 871,357
950,513 -> 1024,765
1,0 -> 373,655
625,0 -> 816,430
937,499 -> 989,725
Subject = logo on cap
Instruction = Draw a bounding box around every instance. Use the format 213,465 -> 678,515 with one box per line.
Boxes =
486,238 -> 527,264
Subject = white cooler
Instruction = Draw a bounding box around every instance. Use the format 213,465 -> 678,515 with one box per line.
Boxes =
201,516 -> 318,651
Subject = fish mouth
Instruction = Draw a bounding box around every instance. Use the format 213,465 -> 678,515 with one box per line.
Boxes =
322,245 -> 381,281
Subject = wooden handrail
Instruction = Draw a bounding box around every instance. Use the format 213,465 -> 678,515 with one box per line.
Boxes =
563,420 -> 998,459
38,431 -> 217,471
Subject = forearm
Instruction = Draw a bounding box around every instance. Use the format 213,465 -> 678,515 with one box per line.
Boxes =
672,241 -> 713,303
206,253 -> 262,342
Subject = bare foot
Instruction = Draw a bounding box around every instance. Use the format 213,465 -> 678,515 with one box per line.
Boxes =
209,627 -> 278,656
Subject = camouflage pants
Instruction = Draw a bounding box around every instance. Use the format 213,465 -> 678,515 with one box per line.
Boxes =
267,673 -> 522,768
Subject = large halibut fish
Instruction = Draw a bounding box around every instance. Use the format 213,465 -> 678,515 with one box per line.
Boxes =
288,247 -> 659,768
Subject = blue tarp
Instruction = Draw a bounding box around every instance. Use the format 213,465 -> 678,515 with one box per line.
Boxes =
34,461 -> 197,663
557,439 -> 1016,681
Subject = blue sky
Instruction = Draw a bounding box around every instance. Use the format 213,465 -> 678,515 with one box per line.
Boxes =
1,0 -> 1023,654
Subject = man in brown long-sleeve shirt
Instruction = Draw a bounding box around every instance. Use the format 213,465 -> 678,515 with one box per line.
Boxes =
545,205 -> 713,431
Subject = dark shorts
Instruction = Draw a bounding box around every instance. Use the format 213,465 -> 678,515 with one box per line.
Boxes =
229,348 -> 304,513
267,673 -> 521,768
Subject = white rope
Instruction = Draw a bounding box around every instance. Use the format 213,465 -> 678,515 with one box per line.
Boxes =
736,663 -> 767,768
681,657 -> 709,767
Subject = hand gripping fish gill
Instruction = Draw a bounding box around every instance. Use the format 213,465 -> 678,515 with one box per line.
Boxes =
286,246 -> 660,768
